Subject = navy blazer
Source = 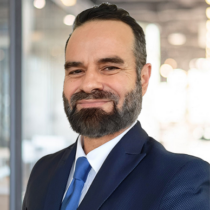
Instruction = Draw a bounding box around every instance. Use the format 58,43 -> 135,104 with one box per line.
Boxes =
22,122 -> 210,210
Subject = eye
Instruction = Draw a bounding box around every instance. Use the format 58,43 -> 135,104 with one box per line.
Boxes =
103,66 -> 119,71
68,69 -> 84,75
101,66 -> 120,75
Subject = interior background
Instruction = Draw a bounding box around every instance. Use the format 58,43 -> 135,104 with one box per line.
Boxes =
0,0 -> 210,209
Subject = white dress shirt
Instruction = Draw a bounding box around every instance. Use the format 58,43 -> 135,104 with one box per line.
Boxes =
62,121 -> 137,204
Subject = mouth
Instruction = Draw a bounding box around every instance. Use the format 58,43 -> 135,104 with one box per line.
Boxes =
76,99 -> 112,109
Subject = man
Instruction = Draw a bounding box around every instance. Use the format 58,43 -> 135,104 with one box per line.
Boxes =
22,3 -> 210,210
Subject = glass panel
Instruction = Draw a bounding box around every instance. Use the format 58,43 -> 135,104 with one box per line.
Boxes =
0,0 -> 10,209
22,0 -> 79,195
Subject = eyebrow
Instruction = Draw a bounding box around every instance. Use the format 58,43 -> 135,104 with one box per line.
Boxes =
97,56 -> 124,65
64,61 -> 83,70
64,56 -> 124,70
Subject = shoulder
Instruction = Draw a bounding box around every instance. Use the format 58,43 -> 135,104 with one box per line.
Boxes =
143,137 -> 208,170
22,143 -> 76,209
26,143 -> 76,185
144,137 -> 210,209
159,158 -> 210,209
30,143 -> 75,176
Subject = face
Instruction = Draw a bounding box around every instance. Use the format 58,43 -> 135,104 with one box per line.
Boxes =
63,20 -> 150,138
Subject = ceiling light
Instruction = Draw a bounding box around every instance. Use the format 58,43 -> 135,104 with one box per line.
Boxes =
33,0 -> 45,9
206,31 -> 210,41
206,20 -> 210,31
206,7 -> 210,19
196,58 -> 206,70
189,58 -> 210,70
167,69 -> 187,90
160,64 -> 173,78
61,0 -> 76,6
206,0 -> 210,5
164,58 -> 177,69
189,58 -> 197,69
63,15 -> 75,26
168,33 -> 186,46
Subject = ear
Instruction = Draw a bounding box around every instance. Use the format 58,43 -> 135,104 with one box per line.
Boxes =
141,63 -> 152,96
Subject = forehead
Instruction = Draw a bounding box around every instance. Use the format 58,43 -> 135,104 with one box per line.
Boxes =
65,20 -> 135,61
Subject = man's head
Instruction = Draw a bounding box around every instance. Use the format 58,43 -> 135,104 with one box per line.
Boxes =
65,3 -> 147,79
63,3 -> 151,138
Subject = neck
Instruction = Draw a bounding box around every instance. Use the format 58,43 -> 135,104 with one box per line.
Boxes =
82,127 -> 129,154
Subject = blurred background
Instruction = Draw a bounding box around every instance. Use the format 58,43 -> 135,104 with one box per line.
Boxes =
0,0 -> 210,209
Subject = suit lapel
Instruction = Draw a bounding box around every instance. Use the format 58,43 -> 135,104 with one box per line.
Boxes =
43,141 -> 77,210
78,122 -> 148,210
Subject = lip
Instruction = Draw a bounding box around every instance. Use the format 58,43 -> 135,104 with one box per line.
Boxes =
77,99 -> 111,108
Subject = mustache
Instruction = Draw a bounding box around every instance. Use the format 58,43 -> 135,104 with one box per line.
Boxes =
70,90 -> 119,107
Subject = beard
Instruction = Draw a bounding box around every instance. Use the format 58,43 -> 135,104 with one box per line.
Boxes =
63,82 -> 142,138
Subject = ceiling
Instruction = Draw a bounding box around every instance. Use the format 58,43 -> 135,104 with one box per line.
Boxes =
0,0 -> 209,72
91,0 -> 208,71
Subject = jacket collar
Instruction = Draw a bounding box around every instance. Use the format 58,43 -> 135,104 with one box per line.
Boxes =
43,141 -> 77,210
43,121 -> 149,210
78,121 -> 149,210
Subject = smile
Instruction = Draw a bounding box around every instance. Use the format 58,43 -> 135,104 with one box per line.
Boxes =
77,99 -> 111,108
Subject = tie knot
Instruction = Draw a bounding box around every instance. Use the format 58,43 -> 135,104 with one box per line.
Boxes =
73,157 -> 91,182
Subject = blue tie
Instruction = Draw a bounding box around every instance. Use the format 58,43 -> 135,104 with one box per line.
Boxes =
61,157 -> 91,210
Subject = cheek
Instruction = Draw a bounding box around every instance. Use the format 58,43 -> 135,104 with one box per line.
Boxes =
117,91 -> 128,108
115,79 -> 136,108
105,79 -> 132,108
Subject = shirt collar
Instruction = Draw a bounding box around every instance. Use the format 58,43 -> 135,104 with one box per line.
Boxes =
74,120 -> 137,174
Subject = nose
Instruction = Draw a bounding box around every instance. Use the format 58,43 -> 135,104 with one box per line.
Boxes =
80,69 -> 104,93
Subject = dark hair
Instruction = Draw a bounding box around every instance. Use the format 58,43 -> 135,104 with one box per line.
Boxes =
65,3 -> 147,80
